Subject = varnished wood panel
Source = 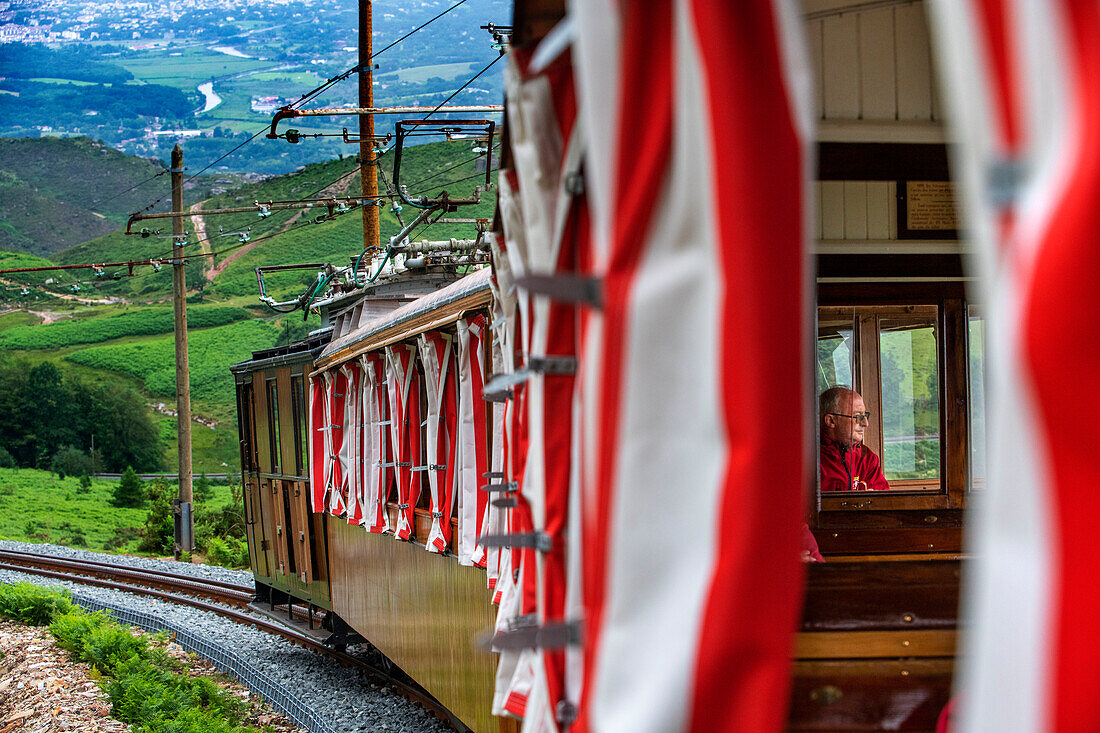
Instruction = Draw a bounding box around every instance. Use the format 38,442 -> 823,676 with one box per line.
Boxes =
815,526 -> 963,555
257,477 -> 285,591
328,520 -> 500,733
243,473 -> 271,580
788,659 -> 953,732
795,629 -> 957,659
801,559 -> 960,632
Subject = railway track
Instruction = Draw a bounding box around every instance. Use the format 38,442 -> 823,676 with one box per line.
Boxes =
0,549 -> 465,732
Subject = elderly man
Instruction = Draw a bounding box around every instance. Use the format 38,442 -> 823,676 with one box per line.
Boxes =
819,386 -> 890,492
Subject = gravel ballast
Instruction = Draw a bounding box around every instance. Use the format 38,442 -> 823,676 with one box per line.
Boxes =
0,560 -> 455,733
0,539 -> 253,586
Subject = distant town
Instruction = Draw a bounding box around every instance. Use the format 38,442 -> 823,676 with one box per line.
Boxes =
0,0 -> 506,174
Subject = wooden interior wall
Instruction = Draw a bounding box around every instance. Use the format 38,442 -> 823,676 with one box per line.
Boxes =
816,180 -> 897,241
327,521 -> 502,733
805,1 -> 943,139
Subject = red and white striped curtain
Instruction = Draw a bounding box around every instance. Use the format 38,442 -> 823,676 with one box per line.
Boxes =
456,314 -> 490,566
567,0 -> 814,730
336,361 -> 360,520
928,2 -> 1100,731
308,375 -> 327,513
327,366 -> 350,516
386,343 -> 421,541
419,330 -> 459,553
360,352 -> 390,533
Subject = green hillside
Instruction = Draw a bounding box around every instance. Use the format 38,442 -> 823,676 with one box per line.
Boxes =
0,137 -> 238,257
0,137 -> 495,476
55,138 -> 495,300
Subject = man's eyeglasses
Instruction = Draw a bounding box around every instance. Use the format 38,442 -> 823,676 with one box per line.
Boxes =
827,411 -> 872,424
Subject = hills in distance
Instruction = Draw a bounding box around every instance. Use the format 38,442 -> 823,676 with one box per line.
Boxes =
0,134 -> 495,473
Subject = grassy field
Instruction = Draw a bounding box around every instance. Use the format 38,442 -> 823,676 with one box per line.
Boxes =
377,61 -> 477,84
0,468 -> 238,554
65,318 -> 281,405
119,47 -> 270,89
0,305 -> 248,350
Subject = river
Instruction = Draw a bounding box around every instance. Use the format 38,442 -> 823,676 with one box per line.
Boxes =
197,82 -> 222,113
210,45 -> 252,58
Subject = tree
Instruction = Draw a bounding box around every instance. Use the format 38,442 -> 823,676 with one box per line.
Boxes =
111,466 -> 144,508
138,476 -> 174,555
51,445 -> 92,479
193,472 -> 212,504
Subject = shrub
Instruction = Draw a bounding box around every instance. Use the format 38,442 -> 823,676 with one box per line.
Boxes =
78,472 -> 92,494
112,466 -> 145,508
0,445 -> 15,468
205,536 -> 249,569
0,582 -> 72,625
1,583 -> 261,733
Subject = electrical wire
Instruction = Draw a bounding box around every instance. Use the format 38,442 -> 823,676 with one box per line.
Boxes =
292,0 -> 472,109
86,168 -> 169,209
405,142 -> 500,189
129,0 -> 477,219
417,53 -> 504,120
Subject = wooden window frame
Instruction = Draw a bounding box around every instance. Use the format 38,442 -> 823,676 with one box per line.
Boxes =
290,374 -> 308,478
266,377 -> 281,475
816,284 -> 971,515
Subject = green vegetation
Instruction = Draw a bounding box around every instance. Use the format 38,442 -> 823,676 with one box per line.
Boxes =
0,581 -> 74,626
0,468 -> 147,549
66,318 -> 280,406
0,468 -> 240,555
0,305 -> 247,350
112,467 -> 145,509
0,358 -> 162,471
0,583 -> 266,733
377,61 -> 478,84
0,138 -> 233,257
119,47 -> 269,90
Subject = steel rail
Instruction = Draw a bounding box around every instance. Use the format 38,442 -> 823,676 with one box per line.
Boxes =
0,551 -> 465,731
0,549 -> 250,597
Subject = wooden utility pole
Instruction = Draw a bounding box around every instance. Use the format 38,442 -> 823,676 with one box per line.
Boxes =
359,0 -> 379,251
171,144 -> 194,556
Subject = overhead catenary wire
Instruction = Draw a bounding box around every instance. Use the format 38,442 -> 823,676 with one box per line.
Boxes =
86,167 -> 170,209
128,0 -> 477,219
291,0 -> 472,109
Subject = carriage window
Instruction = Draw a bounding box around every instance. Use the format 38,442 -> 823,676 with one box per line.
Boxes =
236,381 -> 256,472
291,376 -> 308,477
879,315 -> 940,483
968,306 -> 986,489
816,305 -> 942,493
816,308 -> 856,392
267,379 -> 281,474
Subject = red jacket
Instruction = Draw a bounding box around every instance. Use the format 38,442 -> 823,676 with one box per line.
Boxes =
819,437 -> 890,492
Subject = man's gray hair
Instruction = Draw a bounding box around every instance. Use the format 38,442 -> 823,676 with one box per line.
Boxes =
820,386 -> 855,419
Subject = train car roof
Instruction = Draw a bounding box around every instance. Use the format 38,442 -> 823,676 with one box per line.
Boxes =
229,326 -> 333,374
313,266 -> 493,373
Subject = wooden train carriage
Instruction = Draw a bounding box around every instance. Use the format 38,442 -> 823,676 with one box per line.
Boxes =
232,331 -> 334,617
236,269 -> 510,733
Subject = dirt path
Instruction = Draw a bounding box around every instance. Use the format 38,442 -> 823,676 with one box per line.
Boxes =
189,202 -> 216,281
205,174 -> 362,282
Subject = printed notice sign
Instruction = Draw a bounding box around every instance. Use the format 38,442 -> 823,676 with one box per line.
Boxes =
906,181 -> 957,231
